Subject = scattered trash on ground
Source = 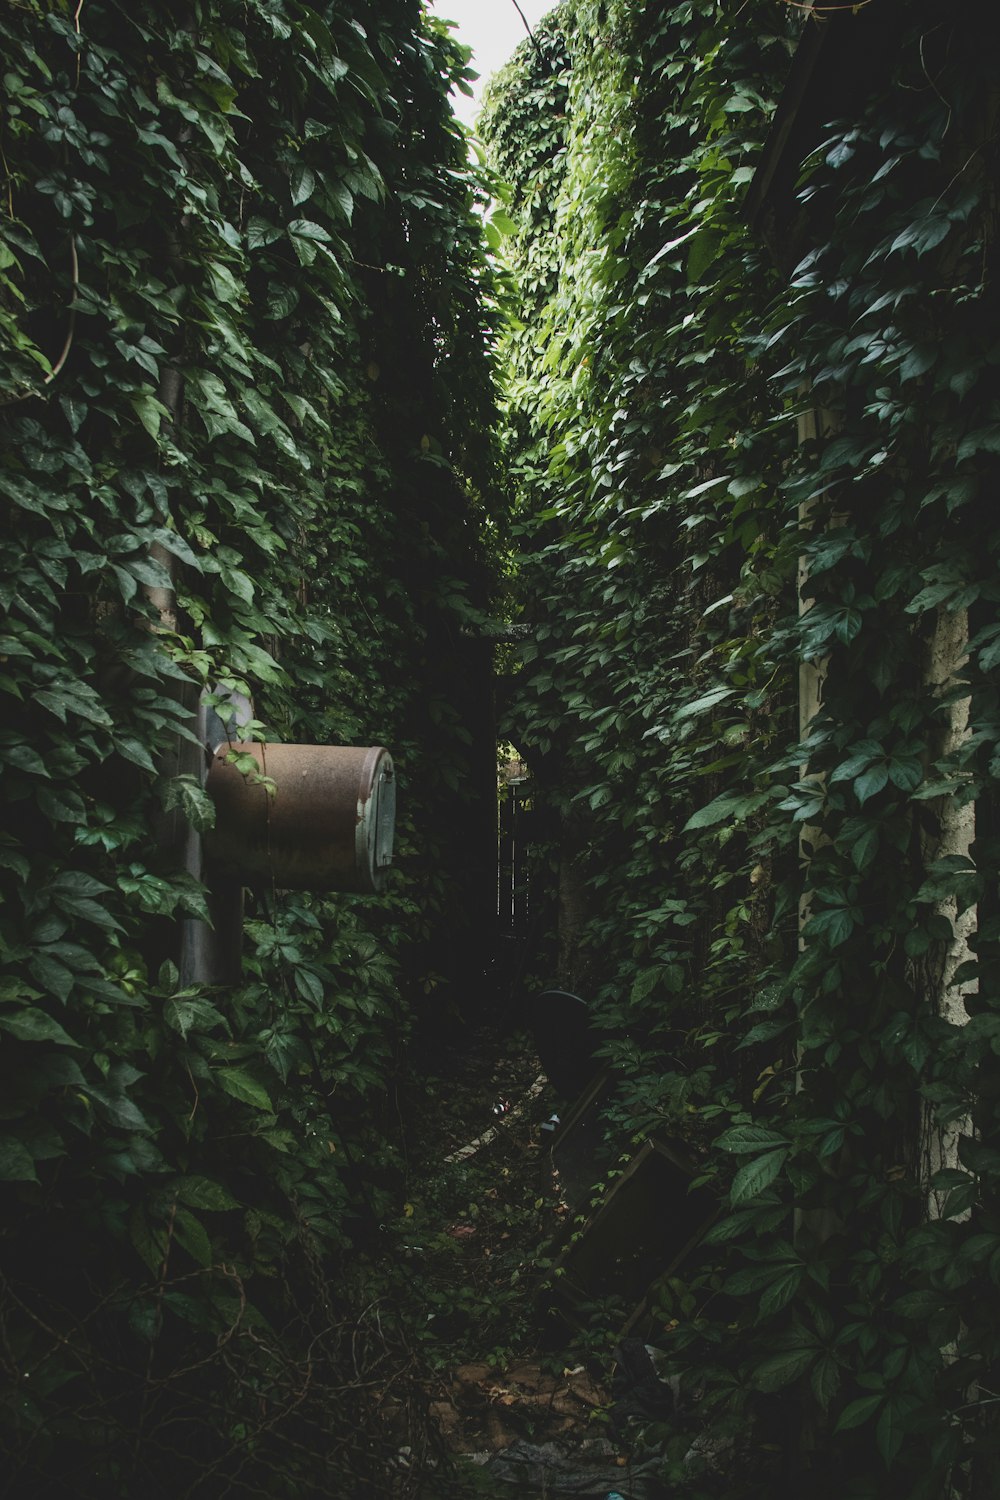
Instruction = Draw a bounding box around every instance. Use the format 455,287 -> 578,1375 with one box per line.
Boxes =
443,1073 -> 547,1163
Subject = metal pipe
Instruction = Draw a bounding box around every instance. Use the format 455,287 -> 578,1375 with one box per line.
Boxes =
204,743 -> 395,894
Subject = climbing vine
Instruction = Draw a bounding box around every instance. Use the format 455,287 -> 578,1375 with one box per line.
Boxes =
0,1 -> 501,1493
483,1 -> 1000,1494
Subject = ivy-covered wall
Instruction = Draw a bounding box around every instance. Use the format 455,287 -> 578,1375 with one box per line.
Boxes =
0,2 -> 500,1492
483,1 -> 1000,1494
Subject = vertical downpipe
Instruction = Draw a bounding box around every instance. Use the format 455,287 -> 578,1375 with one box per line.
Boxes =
144,364 -> 243,986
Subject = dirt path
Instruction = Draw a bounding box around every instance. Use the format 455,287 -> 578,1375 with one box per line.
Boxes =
398,1027 -> 663,1498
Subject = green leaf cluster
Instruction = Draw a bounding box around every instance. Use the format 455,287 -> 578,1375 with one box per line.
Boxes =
1,1 -> 502,1492
483,1 -> 1000,1493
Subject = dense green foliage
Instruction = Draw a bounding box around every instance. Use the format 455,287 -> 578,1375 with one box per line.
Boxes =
0,1 -> 501,1492
483,1 -> 1000,1493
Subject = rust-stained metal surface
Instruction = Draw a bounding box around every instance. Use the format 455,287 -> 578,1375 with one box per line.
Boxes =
204,743 -> 395,894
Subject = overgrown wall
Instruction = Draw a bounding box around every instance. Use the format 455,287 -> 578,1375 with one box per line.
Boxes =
483,1 -> 1000,1494
0,2 -> 499,1493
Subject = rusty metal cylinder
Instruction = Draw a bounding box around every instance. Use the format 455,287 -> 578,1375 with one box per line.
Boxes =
204,743 -> 395,894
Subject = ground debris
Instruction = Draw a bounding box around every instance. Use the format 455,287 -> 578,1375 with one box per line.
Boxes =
474,1436 -> 657,1497
434,1353 -> 625,1490
404,1027 -> 670,1494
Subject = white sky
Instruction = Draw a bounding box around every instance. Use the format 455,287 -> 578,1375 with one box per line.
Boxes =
430,0 -> 560,127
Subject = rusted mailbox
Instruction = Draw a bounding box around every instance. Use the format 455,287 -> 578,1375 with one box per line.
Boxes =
204,742 -> 395,895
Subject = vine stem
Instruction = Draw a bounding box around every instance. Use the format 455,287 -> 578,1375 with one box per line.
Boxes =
779,0 -> 873,11
133,1196 -> 178,1471
74,0 -> 84,86
509,0 -> 545,65
43,235 -> 79,385
0,233 -> 80,407
1,136 -> 12,217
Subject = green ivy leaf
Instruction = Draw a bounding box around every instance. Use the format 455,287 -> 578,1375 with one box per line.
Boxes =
683,790 -> 770,831
162,774 -> 216,832
129,391 -> 171,440
247,216 -> 282,249
173,1206 -> 214,1267
675,685 -> 735,720
0,1135 -> 40,1182
291,165 -> 316,206
164,998 -> 227,1039
736,1018 -> 790,1050
27,950 -> 76,1004
753,1344 -> 815,1392
175,1175 -> 240,1212
216,1067 -> 273,1112
835,1393 -> 884,1433
293,967 -> 325,1007
0,1008 -> 80,1046
717,1124 -> 790,1154
811,1354 -> 842,1410
288,218 -> 332,243
730,1148 -> 788,1204
130,1206 -> 168,1273
854,763 -> 889,804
